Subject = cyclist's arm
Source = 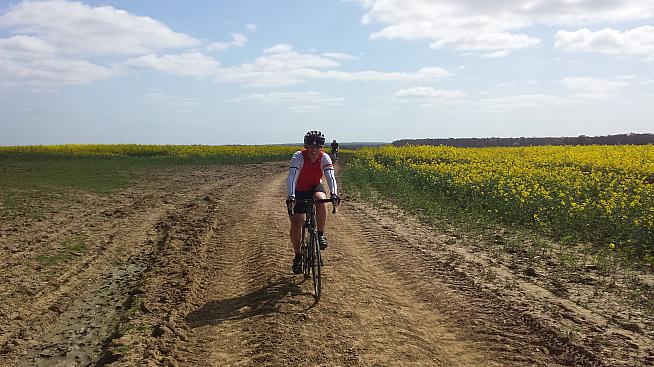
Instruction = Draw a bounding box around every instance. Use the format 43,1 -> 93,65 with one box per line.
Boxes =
321,154 -> 338,196
287,151 -> 304,197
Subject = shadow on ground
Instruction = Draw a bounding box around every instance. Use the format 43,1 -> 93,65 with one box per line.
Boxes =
185,275 -> 316,328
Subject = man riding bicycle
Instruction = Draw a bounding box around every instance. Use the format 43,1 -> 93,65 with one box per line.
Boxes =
330,139 -> 339,161
286,131 -> 340,274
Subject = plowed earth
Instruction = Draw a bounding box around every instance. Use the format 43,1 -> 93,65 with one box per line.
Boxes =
1,162 -> 652,366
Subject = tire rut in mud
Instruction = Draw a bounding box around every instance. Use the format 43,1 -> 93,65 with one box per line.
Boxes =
3,162 -> 641,366
340,199 -> 605,367
128,168 -> 561,367
0,165 -> 259,366
108,164 -> 290,366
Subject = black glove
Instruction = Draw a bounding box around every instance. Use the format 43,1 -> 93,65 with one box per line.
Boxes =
330,193 -> 341,206
286,196 -> 296,216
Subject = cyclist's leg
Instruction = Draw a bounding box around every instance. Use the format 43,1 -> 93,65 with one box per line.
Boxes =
313,191 -> 328,232
290,190 -> 311,253
289,213 -> 305,254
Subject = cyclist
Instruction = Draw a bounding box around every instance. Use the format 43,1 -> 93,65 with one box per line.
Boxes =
330,139 -> 339,161
286,131 -> 340,274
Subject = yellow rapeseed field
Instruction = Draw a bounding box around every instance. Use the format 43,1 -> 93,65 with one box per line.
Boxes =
0,144 -> 299,160
348,145 -> 654,259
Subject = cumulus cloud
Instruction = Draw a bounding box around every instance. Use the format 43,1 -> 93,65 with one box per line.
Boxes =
0,35 -> 56,59
0,0 -> 199,56
0,34 -> 121,90
0,1 -> 456,90
321,52 -> 358,60
0,0 -> 198,89
354,0 -> 654,55
207,33 -> 247,52
555,26 -> 654,59
481,50 -> 511,59
225,47 -> 451,86
0,57 -> 122,90
319,67 -> 450,83
127,52 -> 221,77
131,44 -> 452,87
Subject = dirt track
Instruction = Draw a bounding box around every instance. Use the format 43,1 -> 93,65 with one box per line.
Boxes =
1,162 -> 652,366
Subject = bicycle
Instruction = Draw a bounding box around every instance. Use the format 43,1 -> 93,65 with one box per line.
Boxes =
289,197 -> 337,300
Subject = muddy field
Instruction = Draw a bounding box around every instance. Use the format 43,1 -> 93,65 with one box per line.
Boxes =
1,162 -> 652,366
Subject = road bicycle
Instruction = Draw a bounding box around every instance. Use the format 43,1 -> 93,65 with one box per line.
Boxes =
291,197 -> 337,300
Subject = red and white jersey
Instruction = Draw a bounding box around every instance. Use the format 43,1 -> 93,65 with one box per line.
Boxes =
287,149 -> 337,196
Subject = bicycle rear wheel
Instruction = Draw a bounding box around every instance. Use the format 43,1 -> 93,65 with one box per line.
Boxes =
309,233 -> 322,299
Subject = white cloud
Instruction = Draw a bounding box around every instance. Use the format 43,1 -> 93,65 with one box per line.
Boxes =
481,50 -> 511,59
127,52 -> 221,77
0,35 -> 56,59
319,67 -> 450,82
555,26 -> 654,59
246,23 -> 257,32
228,91 -> 345,112
264,44 -> 295,54
218,45 -> 342,87
392,86 -> 470,109
561,76 -> 629,99
0,57 -> 122,90
0,2 -> 456,90
321,52 -> 358,60
207,33 -> 247,52
131,44 -> 452,87
480,94 -> 569,111
354,0 -> 654,55
394,86 -> 467,99
0,0 -> 200,89
142,91 -> 200,110
497,80 -> 540,88
0,32 -> 122,90
0,0 -> 199,56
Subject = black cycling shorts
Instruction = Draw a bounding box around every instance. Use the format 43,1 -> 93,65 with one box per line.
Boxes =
294,183 -> 325,214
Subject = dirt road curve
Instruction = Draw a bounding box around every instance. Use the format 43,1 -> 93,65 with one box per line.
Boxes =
1,162 -> 651,366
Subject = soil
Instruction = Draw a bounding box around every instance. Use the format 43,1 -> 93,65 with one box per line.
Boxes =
0,162 -> 652,366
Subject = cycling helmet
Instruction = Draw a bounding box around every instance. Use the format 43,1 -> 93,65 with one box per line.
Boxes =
304,130 -> 325,146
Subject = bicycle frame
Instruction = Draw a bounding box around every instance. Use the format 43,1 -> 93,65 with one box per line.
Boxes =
295,197 -> 336,300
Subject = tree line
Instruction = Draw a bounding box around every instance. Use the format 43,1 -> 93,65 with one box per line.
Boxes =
392,133 -> 654,148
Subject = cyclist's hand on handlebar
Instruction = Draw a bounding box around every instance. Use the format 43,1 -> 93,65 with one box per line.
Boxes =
330,193 -> 341,206
286,196 -> 296,216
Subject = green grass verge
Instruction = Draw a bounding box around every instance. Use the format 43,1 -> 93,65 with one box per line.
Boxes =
36,236 -> 88,266
0,150 -> 292,194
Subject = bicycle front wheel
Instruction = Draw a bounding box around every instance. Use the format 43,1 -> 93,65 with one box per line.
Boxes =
309,233 -> 322,299
301,229 -> 310,279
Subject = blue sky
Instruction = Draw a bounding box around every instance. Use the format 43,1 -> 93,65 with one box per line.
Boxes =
1,0 -> 653,145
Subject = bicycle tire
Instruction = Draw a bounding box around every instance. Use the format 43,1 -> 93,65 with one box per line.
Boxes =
301,226 -> 310,279
310,232 -> 322,299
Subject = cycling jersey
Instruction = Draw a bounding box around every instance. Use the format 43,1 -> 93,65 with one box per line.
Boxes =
287,149 -> 337,196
